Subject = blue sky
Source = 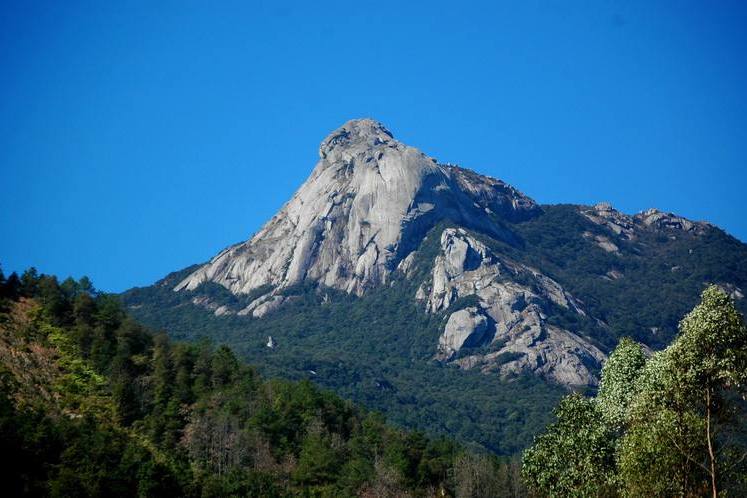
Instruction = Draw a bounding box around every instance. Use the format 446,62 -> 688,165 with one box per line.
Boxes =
2,1 -> 746,292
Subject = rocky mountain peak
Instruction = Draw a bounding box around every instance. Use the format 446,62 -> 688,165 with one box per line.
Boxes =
175,119 -> 538,300
319,118 -> 395,160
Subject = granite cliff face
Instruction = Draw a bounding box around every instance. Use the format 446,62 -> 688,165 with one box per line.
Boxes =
175,118 -> 537,301
417,228 -> 606,386
171,118 -> 724,387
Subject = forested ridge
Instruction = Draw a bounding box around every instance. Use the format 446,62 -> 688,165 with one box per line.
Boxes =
0,267 -> 526,497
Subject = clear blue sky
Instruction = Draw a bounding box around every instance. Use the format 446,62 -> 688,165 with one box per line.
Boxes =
2,1 -> 746,292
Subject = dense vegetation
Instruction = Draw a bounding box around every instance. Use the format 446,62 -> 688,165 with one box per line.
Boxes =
0,267 -> 531,497
506,205 -> 747,348
522,286 -> 747,497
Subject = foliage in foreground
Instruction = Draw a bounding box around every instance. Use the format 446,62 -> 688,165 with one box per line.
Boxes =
0,266 -> 526,497
522,286 -> 747,497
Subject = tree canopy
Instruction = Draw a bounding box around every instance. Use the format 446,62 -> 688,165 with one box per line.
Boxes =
0,268 -> 527,497
523,286 -> 747,497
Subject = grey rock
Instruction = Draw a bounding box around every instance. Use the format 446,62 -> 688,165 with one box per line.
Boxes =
437,307 -> 491,360
213,305 -> 233,316
582,231 -> 620,254
396,251 -> 418,276
422,228 -> 605,386
634,208 -> 710,234
581,203 -> 636,239
604,270 -> 624,281
582,202 -> 710,240
175,119 -> 538,300
191,295 -> 236,316
455,320 -> 607,387
238,293 -> 286,318
716,283 -> 744,300
174,119 -> 609,386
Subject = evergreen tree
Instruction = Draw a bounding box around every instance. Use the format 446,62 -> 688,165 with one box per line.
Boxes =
19,267 -> 39,296
2,271 -> 21,300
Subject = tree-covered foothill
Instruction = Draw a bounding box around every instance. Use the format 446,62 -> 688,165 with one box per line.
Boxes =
522,286 -> 747,497
0,267 -> 527,497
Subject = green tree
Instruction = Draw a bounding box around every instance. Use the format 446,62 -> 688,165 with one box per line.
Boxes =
617,351 -> 707,496
597,337 -> 647,431
521,393 -> 617,497
172,344 -> 195,405
38,275 -> 69,324
1,271 -> 21,300
293,418 -> 344,486
211,345 -> 239,389
453,452 -> 503,498
619,286 -> 747,497
19,267 -> 39,296
668,286 -> 747,497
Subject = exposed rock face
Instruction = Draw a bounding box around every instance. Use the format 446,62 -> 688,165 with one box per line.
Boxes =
582,231 -> 620,254
581,203 -> 636,239
175,119 -> 538,300
633,208 -> 711,234
438,307 -> 490,359
419,228 -> 605,386
716,283 -> 744,301
581,203 -> 711,240
191,296 -> 235,317
453,322 -> 607,387
238,294 -> 286,318
450,167 -> 539,222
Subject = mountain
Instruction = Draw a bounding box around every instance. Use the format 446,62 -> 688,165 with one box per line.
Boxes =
172,118 -> 604,386
123,118 -> 747,453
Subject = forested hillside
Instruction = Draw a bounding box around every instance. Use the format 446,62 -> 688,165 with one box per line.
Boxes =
0,267 -> 526,497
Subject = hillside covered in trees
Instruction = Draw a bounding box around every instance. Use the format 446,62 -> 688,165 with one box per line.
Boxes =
0,267 -> 526,497
3,267 -> 746,497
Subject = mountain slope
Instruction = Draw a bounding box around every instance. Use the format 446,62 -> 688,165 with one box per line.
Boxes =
123,118 -> 747,454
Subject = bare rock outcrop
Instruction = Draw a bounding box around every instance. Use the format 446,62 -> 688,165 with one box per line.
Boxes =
437,307 -> 491,360
581,202 -> 711,241
191,295 -> 236,317
581,202 -> 636,239
419,228 -> 605,386
634,208 -> 711,234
